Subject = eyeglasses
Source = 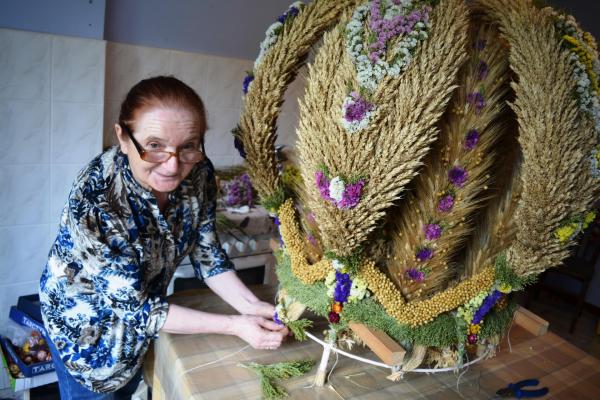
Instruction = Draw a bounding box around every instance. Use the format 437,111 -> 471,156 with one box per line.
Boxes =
121,124 -> 205,164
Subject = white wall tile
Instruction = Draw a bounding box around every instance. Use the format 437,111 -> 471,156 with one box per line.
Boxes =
51,164 -> 84,225
0,281 -> 41,327
51,102 -> 103,163
0,165 -> 50,226
105,42 -> 171,103
0,225 -> 52,285
210,156 -> 238,168
0,99 -> 50,165
103,100 -> 122,147
202,56 -> 251,110
0,29 -> 51,100
52,36 -> 105,103
169,50 -> 208,97
204,107 -> 239,157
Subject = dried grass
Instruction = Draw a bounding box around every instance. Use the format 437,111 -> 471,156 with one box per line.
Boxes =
297,0 -> 470,257
239,0 -> 358,201
477,0 -> 598,276
386,22 -> 512,299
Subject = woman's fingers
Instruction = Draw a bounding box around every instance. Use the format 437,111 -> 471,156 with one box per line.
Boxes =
249,300 -> 276,318
258,317 -> 284,331
235,315 -> 288,350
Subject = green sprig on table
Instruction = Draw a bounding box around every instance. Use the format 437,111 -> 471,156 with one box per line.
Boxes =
239,360 -> 315,399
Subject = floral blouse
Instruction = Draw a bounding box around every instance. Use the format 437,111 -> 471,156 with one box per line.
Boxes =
39,146 -> 234,393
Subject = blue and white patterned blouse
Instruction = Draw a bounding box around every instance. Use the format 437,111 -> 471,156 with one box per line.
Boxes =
39,146 -> 234,393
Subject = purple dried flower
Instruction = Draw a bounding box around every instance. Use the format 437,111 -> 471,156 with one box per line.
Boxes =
448,166 -> 468,188
367,1 -> 430,63
405,268 -> 425,282
472,290 -> 503,324
474,39 -> 487,51
278,6 -> 300,23
234,136 -> 246,159
333,271 -> 352,303
316,169 -> 365,209
306,233 -> 317,246
464,129 -> 479,150
273,311 -> 283,325
337,179 -> 365,209
344,95 -> 374,123
242,74 -> 254,94
416,247 -> 434,262
467,91 -> 485,114
424,223 -> 442,241
315,171 -> 332,201
477,60 -> 489,81
224,173 -> 255,207
438,194 -> 455,212
287,6 -> 299,17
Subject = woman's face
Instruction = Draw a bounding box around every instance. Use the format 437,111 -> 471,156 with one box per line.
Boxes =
116,106 -> 202,195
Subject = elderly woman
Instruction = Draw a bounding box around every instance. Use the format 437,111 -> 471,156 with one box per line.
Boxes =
39,76 -> 287,399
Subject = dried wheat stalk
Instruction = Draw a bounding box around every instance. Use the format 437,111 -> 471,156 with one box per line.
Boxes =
239,0 -> 358,202
297,0 -> 469,257
478,0 -> 597,276
386,23 -> 511,300
463,167 -> 522,277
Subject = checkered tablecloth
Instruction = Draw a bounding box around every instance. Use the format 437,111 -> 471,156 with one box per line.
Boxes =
152,287 -> 600,399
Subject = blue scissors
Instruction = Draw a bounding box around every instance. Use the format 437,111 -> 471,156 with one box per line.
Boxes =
495,379 -> 549,398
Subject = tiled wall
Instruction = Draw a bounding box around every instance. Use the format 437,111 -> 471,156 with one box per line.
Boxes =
0,28 -> 105,325
103,42 -> 304,167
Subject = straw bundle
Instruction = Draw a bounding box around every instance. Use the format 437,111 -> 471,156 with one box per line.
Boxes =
387,23 -> 512,300
477,0 -> 597,276
239,0 -> 358,206
297,0 -> 470,257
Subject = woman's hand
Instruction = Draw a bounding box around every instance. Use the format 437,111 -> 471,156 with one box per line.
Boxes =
232,315 -> 289,350
205,271 -> 279,320
245,300 -> 276,319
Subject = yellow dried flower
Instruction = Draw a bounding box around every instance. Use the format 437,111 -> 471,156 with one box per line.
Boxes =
498,283 -> 512,293
584,211 -> 596,228
555,224 -> 577,243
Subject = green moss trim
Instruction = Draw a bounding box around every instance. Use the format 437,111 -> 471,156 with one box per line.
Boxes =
494,253 -> 538,291
275,250 -> 330,316
276,252 -> 518,349
260,186 -> 287,214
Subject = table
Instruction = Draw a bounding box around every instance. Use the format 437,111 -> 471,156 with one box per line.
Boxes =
167,206 -> 278,294
151,286 -> 600,399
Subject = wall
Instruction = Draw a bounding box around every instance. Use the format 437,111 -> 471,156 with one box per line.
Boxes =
104,0 -> 299,60
0,0 -> 105,40
0,27 -> 105,325
103,41 -> 304,167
